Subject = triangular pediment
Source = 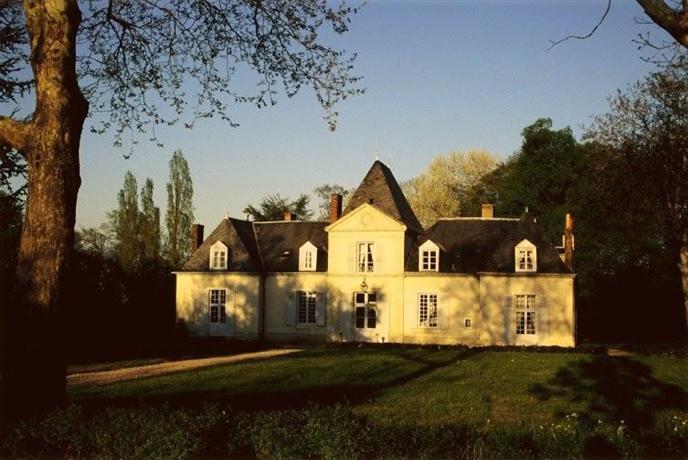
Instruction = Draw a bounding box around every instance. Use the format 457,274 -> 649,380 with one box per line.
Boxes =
326,203 -> 407,232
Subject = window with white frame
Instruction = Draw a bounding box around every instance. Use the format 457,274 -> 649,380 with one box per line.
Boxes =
356,242 -> 375,272
209,289 -> 227,323
418,293 -> 439,328
419,240 -> 439,271
297,291 -> 317,325
209,241 -> 228,270
515,239 -> 537,272
298,241 -> 318,271
515,294 -> 537,335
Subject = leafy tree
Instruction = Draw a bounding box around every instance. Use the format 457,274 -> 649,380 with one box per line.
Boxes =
0,1 -> 360,417
313,184 -> 349,221
587,57 -> 688,338
164,150 -> 194,268
75,225 -> 113,257
404,150 -> 498,228
246,193 -> 313,222
488,119 -> 589,242
140,178 -> 161,263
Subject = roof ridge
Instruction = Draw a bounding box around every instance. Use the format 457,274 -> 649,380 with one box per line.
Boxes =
253,220 -> 328,224
437,217 -> 520,221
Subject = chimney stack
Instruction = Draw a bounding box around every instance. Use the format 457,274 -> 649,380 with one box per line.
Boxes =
330,193 -> 343,223
481,204 -> 494,219
191,224 -> 204,253
564,213 -> 575,271
283,212 -> 297,221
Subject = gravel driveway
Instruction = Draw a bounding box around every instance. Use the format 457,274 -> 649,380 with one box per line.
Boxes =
67,348 -> 302,386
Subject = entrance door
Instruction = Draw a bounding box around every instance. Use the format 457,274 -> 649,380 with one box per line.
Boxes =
208,289 -> 233,336
353,292 -> 379,342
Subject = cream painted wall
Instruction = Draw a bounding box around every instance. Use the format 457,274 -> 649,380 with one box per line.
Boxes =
402,274 -> 481,345
176,272 -> 261,338
478,274 -> 575,347
264,273 -> 329,342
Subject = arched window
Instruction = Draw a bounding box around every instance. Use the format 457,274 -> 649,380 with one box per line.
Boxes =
299,241 -> 318,271
209,241 -> 228,270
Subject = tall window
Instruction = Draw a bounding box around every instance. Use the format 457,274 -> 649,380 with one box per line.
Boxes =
357,242 -> 375,272
515,239 -> 536,272
354,292 -> 377,329
418,293 -> 438,328
515,294 -> 536,335
297,291 -> 317,324
304,251 -> 313,269
209,241 -> 228,270
209,289 -> 227,323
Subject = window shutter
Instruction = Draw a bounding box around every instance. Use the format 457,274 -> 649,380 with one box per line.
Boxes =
438,295 -> 448,329
537,296 -> 548,338
286,291 -> 296,326
374,242 -> 382,272
316,292 -> 327,326
503,296 -> 513,344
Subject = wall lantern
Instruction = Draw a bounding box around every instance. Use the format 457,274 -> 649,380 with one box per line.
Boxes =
360,277 -> 368,292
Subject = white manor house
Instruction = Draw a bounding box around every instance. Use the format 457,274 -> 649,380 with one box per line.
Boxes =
175,161 -> 576,346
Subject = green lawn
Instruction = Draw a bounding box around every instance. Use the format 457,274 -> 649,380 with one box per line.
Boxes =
69,345 -> 688,430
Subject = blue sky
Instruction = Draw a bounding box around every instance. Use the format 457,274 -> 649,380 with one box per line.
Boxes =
74,0 -> 663,229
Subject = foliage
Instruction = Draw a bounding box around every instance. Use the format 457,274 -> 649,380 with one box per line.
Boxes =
108,171 -> 141,272
246,193 -> 314,221
74,0 -> 363,143
0,0 -> 30,104
140,178 -> 161,262
404,149 -> 498,227
5,347 -> 688,458
164,150 -> 194,268
313,184 -> 350,221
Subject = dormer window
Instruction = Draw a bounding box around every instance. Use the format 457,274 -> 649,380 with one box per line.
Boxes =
515,239 -> 536,272
419,240 -> 439,272
209,241 -> 228,270
299,241 -> 318,271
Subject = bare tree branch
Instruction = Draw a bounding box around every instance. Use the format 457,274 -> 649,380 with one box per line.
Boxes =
637,0 -> 688,48
548,0 -> 612,50
0,116 -> 29,154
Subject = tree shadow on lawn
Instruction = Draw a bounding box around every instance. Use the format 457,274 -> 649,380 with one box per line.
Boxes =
74,347 -> 480,414
529,354 -> 687,455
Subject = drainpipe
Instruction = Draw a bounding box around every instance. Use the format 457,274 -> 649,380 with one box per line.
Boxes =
259,274 -> 266,340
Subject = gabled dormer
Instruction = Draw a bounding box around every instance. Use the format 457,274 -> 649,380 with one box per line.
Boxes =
418,240 -> 439,271
298,241 -> 318,271
209,241 -> 228,270
515,239 -> 537,273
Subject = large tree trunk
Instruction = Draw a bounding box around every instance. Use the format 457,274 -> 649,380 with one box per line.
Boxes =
1,0 -> 87,421
681,236 -> 688,341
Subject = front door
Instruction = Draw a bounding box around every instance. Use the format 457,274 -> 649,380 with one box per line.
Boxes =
353,292 -> 379,342
208,289 -> 233,336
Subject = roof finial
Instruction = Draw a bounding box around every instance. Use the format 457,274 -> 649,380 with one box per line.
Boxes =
388,155 -> 392,169
225,212 -> 230,220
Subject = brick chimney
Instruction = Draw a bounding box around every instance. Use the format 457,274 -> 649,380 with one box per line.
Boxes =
481,204 -> 494,219
564,213 -> 575,271
191,224 -> 204,253
330,193 -> 342,223
283,212 -> 297,221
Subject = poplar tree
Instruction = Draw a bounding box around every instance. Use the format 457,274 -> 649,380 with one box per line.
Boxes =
140,178 -> 161,263
165,151 -> 194,268
110,171 -> 140,273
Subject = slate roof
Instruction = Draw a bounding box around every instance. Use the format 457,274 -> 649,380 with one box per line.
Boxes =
406,215 -> 569,273
182,219 -> 328,272
343,160 -> 423,233
183,217 -> 262,272
253,221 -> 328,272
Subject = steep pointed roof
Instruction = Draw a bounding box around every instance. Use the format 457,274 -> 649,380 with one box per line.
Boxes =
343,160 -> 423,233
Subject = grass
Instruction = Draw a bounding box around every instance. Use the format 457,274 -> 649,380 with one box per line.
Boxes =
69,345 -> 688,429
5,345 -> 686,458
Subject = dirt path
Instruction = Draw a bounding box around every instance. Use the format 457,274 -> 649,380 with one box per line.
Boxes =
67,348 -> 302,386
